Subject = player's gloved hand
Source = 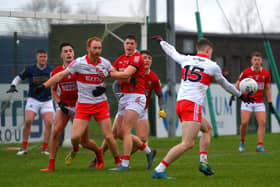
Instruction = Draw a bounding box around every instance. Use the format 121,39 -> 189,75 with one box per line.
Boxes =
130,77 -> 137,88
6,85 -> 18,93
96,68 -> 110,79
34,84 -> 46,94
92,86 -> 106,97
268,102 -> 275,114
58,102 -> 69,114
229,95 -> 235,106
158,109 -> 167,118
239,92 -> 256,104
151,36 -> 163,43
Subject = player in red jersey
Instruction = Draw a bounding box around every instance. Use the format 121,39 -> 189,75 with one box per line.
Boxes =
231,52 -> 272,152
36,37 -> 120,170
40,43 -> 82,171
89,50 -> 166,169
135,50 -> 166,144
108,35 -> 155,171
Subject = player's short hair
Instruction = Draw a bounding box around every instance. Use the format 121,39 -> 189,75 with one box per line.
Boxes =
60,42 -> 74,52
36,49 -> 47,54
196,38 -> 213,51
87,37 -> 102,48
124,34 -> 137,42
251,51 -> 262,58
140,50 -> 152,56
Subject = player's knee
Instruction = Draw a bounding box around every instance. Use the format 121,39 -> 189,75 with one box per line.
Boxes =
103,133 -> 114,142
139,136 -> 147,143
181,141 -> 195,150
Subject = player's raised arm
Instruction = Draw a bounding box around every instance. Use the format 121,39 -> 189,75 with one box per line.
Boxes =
151,36 -> 188,64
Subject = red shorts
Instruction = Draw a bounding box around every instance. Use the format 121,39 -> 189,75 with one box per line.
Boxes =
74,101 -> 110,121
176,100 -> 202,122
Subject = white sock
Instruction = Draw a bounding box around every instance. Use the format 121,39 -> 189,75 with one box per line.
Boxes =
121,159 -> 129,167
144,146 -> 151,154
141,144 -> 151,154
155,162 -> 166,172
200,153 -> 208,163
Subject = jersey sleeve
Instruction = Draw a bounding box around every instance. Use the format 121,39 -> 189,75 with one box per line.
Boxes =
153,74 -> 162,92
265,71 -> 271,84
160,40 -> 189,65
113,56 -> 121,69
237,71 -> 247,81
66,60 -> 78,74
18,66 -> 30,80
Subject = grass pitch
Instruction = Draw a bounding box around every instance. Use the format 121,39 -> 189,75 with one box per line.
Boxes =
0,133 -> 280,187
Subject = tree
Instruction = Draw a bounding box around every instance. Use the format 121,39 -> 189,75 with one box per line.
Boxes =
15,0 -> 71,35
222,0 -> 260,33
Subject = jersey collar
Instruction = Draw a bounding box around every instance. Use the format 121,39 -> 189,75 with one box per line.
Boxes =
86,55 -> 101,66
251,66 -> 262,72
196,53 -> 209,59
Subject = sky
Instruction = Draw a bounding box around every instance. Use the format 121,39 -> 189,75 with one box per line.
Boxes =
0,0 -> 279,33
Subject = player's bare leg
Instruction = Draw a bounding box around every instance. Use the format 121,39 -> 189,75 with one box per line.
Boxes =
199,117 -> 214,175
152,121 -> 200,179
239,110 -> 252,152
98,118 -> 120,169
255,111 -> 266,152
41,112 -> 53,155
89,116 -> 121,168
121,110 -> 138,166
65,118 -> 89,165
16,110 -> 36,156
40,111 -> 69,171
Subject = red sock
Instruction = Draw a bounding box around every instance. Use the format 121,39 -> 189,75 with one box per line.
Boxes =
257,142 -> 263,146
140,143 -> 146,151
49,159 -> 55,169
121,155 -> 130,161
240,138 -> 245,143
161,160 -> 169,167
73,146 -> 79,152
200,152 -> 208,155
22,141 -> 28,149
114,156 -> 121,164
42,142 -> 48,150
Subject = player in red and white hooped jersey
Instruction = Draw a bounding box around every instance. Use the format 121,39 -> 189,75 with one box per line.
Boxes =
37,37 -> 120,169
40,42 -> 81,172
108,35 -> 155,171
234,51 -> 272,153
151,37 -> 255,179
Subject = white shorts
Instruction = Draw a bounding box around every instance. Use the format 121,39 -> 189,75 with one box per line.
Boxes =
138,109 -> 148,120
25,97 -> 54,115
56,105 -> 76,118
241,102 -> 266,112
117,93 -> 146,116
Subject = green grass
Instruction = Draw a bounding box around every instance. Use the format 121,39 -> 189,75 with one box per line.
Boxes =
1,133 -> 280,187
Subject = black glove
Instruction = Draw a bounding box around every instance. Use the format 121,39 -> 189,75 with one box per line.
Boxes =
130,77 -> 137,88
92,86 -> 106,97
58,102 -> 69,114
268,102 -> 275,114
239,93 -> 256,104
229,95 -> 235,106
151,35 -> 163,43
34,84 -> 46,94
6,85 -> 18,93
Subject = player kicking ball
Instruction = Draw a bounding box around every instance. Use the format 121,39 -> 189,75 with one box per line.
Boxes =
151,36 -> 255,179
